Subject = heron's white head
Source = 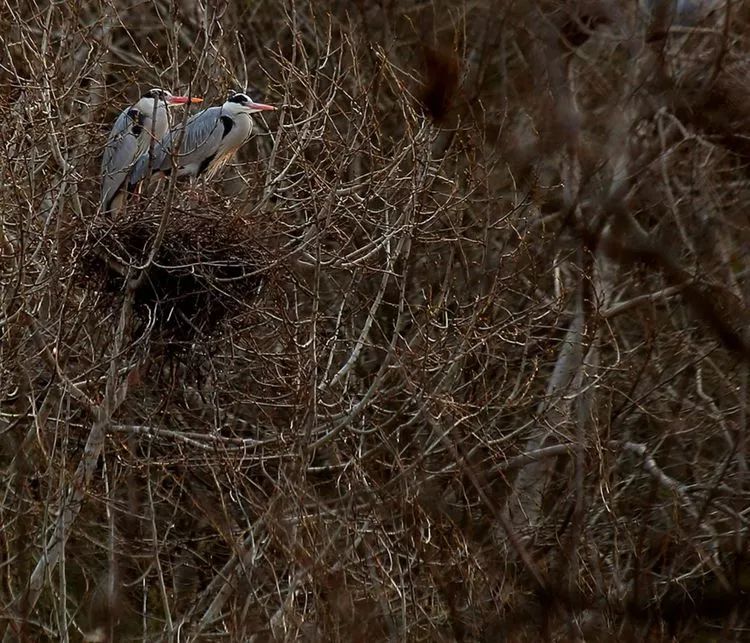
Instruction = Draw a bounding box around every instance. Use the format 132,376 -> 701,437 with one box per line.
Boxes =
140,88 -> 203,109
224,92 -> 276,115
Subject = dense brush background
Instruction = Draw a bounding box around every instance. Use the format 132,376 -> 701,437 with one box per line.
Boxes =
2,0 -> 750,640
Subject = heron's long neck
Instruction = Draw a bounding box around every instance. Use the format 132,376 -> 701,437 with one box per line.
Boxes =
239,112 -> 253,133
151,107 -> 169,140
138,99 -> 168,138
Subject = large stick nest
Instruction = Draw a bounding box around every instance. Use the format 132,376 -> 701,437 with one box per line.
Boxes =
78,207 -> 270,349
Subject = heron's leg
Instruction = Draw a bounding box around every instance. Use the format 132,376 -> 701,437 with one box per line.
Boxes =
201,176 -> 211,203
184,176 -> 211,205
130,174 -> 165,210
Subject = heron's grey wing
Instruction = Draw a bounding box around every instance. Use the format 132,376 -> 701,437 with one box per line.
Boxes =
100,108 -> 147,209
128,138 -> 169,188
164,107 -> 225,175
130,107 -> 226,183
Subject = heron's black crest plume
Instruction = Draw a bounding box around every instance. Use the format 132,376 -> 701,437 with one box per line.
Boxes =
142,88 -> 168,100
228,93 -> 250,104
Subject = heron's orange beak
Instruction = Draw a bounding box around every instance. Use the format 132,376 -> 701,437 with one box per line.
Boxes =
249,102 -> 276,111
168,95 -> 203,105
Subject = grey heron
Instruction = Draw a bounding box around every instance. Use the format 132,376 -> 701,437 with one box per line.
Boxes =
128,91 -> 276,189
100,88 -> 203,213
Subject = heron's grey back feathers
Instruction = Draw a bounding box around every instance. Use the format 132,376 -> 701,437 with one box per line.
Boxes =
100,100 -> 168,212
129,105 -> 254,186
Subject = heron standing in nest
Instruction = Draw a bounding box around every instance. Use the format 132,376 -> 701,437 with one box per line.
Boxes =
100,88 -> 203,214
128,91 -> 276,191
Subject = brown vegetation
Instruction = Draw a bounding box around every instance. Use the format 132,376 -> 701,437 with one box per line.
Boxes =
2,0 -> 750,640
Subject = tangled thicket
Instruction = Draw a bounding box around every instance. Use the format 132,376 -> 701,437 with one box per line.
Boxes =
79,207 -> 269,347
2,1 -> 750,640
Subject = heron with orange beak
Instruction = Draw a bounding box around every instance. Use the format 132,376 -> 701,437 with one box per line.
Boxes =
128,91 -> 276,188
100,88 -> 203,214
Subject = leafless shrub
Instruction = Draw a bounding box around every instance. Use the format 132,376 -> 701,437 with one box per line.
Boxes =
2,0 -> 750,641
